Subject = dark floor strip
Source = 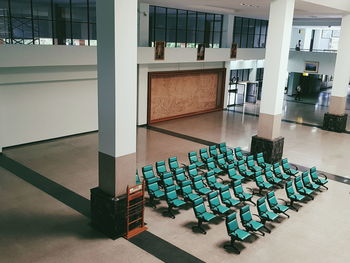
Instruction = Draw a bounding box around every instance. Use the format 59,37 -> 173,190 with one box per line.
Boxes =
146,126 -> 350,186
130,231 -> 205,263
0,153 -> 205,263
147,125 -> 218,146
0,154 -> 91,217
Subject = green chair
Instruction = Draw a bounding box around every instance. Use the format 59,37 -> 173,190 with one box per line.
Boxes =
209,145 -> 219,158
224,212 -> 251,254
281,158 -> 299,176
188,164 -> 204,181
168,156 -> 180,173
142,165 -> 160,183
256,153 -> 272,170
199,148 -> 210,163
217,154 -> 229,171
219,142 -> 228,154
219,185 -> 240,208
174,168 -> 188,186
273,163 -> 290,180
265,170 -> 283,187
155,161 -> 169,178
237,161 -> 254,179
294,176 -> 314,200
285,181 -> 305,211
310,167 -> 328,190
205,170 -> 225,190
164,185 -> 186,218
207,157 -> 224,175
192,197 -> 217,234
146,177 -> 165,208
226,149 -> 238,166
162,172 -> 180,191
234,147 -> 247,161
232,180 -> 255,206
239,205 -> 267,236
227,164 -> 245,181
180,180 -> 201,202
192,175 -> 212,195
208,191 -> 230,215
188,151 -> 205,168
246,155 -> 262,172
302,171 -> 321,191
254,171 -> 273,194
256,197 -> 278,226
266,191 -> 290,218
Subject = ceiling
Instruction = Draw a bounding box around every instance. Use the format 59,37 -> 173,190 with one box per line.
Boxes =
141,0 -> 349,19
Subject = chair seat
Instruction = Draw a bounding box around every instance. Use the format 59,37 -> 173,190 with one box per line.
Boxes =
214,168 -> 223,174
264,211 -> 279,221
196,162 -> 205,167
198,187 -> 211,195
153,190 -> 165,198
245,171 -> 254,177
299,188 -> 313,195
317,178 -> 328,185
275,204 -> 289,213
292,194 -> 305,201
172,199 -> 186,207
270,177 -> 282,184
306,182 -> 321,190
248,220 -> 263,231
230,175 -> 245,181
243,193 -> 253,200
288,169 -> 298,175
212,182 -> 225,189
217,205 -> 230,214
232,229 -> 251,241
250,165 -> 262,172
224,198 -> 240,207
186,193 -> 200,201
279,173 -> 290,180
201,212 -> 216,222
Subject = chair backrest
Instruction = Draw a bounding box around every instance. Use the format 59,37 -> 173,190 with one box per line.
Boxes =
265,170 -> 273,179
188,167 -> 198,178
188,151 -> 198,164
193,176 -> 205,189
221,186 -> 233,202
209,145 -> 218,156
208,191 -> 220,208
175,171 -> 186,183
193,197 -> 206,217
175,168 -> 184,175
238,164 -> 246,172
255,172 -> 264,185
226,149 -> 234,156
207,158 -> 216,170
267,191 -> 278,207
233,180 -> 243,194
257,197 -> 268,214
227,163 -> 235,170
148,180 -> 160,194
240,205 -> 252,223
168,157 -> 179,170
142,165 -> 155,180
156,161 -> 167,174
310,167 -> 317,174
228,167 -> 237,178
294,176 -> 304,190
165,185 -> 178,202
285,181 -> 295,196
163,172 -> 175,187
256,153 -> 263,158
181,180 -> 193,195
200,148 -> 209,159
234,147 -> 242,154
226,212 -> 239,234
246,155 -> 255,166
273,163 -> 282,174
281,158 -> 290,169
302,171 -> 311,184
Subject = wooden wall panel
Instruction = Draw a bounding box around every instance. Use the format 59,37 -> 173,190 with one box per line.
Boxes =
148,69 -> 225,123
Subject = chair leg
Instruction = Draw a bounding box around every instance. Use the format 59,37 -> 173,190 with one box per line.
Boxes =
263,226 -> 271,234
163,205 -> 175,219
322,185 -> 328,190
307,194 -> 314,200
289,200 -> 298,212
248,199 -> 256,206
282,211 -> 290,218
224,237 -> 240,254
192,219 -> 206,234
149,196 -> 156,208
258,229 -> 265,236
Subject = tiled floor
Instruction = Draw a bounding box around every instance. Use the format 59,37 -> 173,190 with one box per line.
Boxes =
1,109 -> 350,263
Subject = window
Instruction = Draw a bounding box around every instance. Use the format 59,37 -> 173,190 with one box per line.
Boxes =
0,0 -> 97,46
149,5 -> 223,48
230,69 -> 251,82
233,16 -> 268,48
256,68 -> 264,81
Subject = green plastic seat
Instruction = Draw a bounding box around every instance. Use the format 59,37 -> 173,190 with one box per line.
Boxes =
206,170 -> 225,190
155,161 -> 169,178
225,149 -> 238,165
285,181 -> 305,211
146,177 -> 165,208
254,171 -> 273,194
192,197 -> 217,234
232,180 -> 255,205
180,180 -> 201,202
265,170 -> 283,186
209,145 -> 219,158
234,147 -> 247,161
239,205 -> 266,235
217,154 -> 228,170
199,148 -> 210,163
208,191 -> 230,215
192,175 -> 212,195
168,156 -> 180,172
256,153 -> 272,170
294,176 -> 314,200
281,158 -> 299,176
219,142 -> 228,154
219,185 -> 240,207
188,151 -> 205,168
162,172 -> 180,191
164,185 -> 186,218
247,155 -> 262,172
227,165 -> 245,181
224,212 -> 251,253
267,191 -> 289,217
238,162 -> 254,179
257,197 -> 279,224
273,163 -> 290,180
174,168 -> 187,186
310,167 -> 328,190
302,171 -> 321,191
207,157 -> 223,174
142,165 -> 160,183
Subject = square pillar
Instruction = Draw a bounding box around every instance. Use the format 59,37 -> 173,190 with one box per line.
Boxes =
251,0 -> 295,163
91,0 -> 138,239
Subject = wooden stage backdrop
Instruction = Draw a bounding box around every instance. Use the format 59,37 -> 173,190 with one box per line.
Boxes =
148,68 -> 226,123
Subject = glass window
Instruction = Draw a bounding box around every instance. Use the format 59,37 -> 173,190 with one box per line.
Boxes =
53,0 -> 71,21
233,16 -> 268,48
167,8 -> 176,29
177,10 -> 186,29
32,0 -> 52,20
71,0 -> 88,22
155,6 -> 166,29
187,11 -> 196,30
197,13 -> 205,31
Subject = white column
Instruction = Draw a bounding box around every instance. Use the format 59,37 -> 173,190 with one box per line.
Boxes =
221,15 -> 235,48
137,64 -> 149,125
257,0 -> 295,140
328,14 -> 350,115
223,61 -> 231,108
138,3 -> 149,47
97,0 -> 137,197
249,61 -> 257,82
